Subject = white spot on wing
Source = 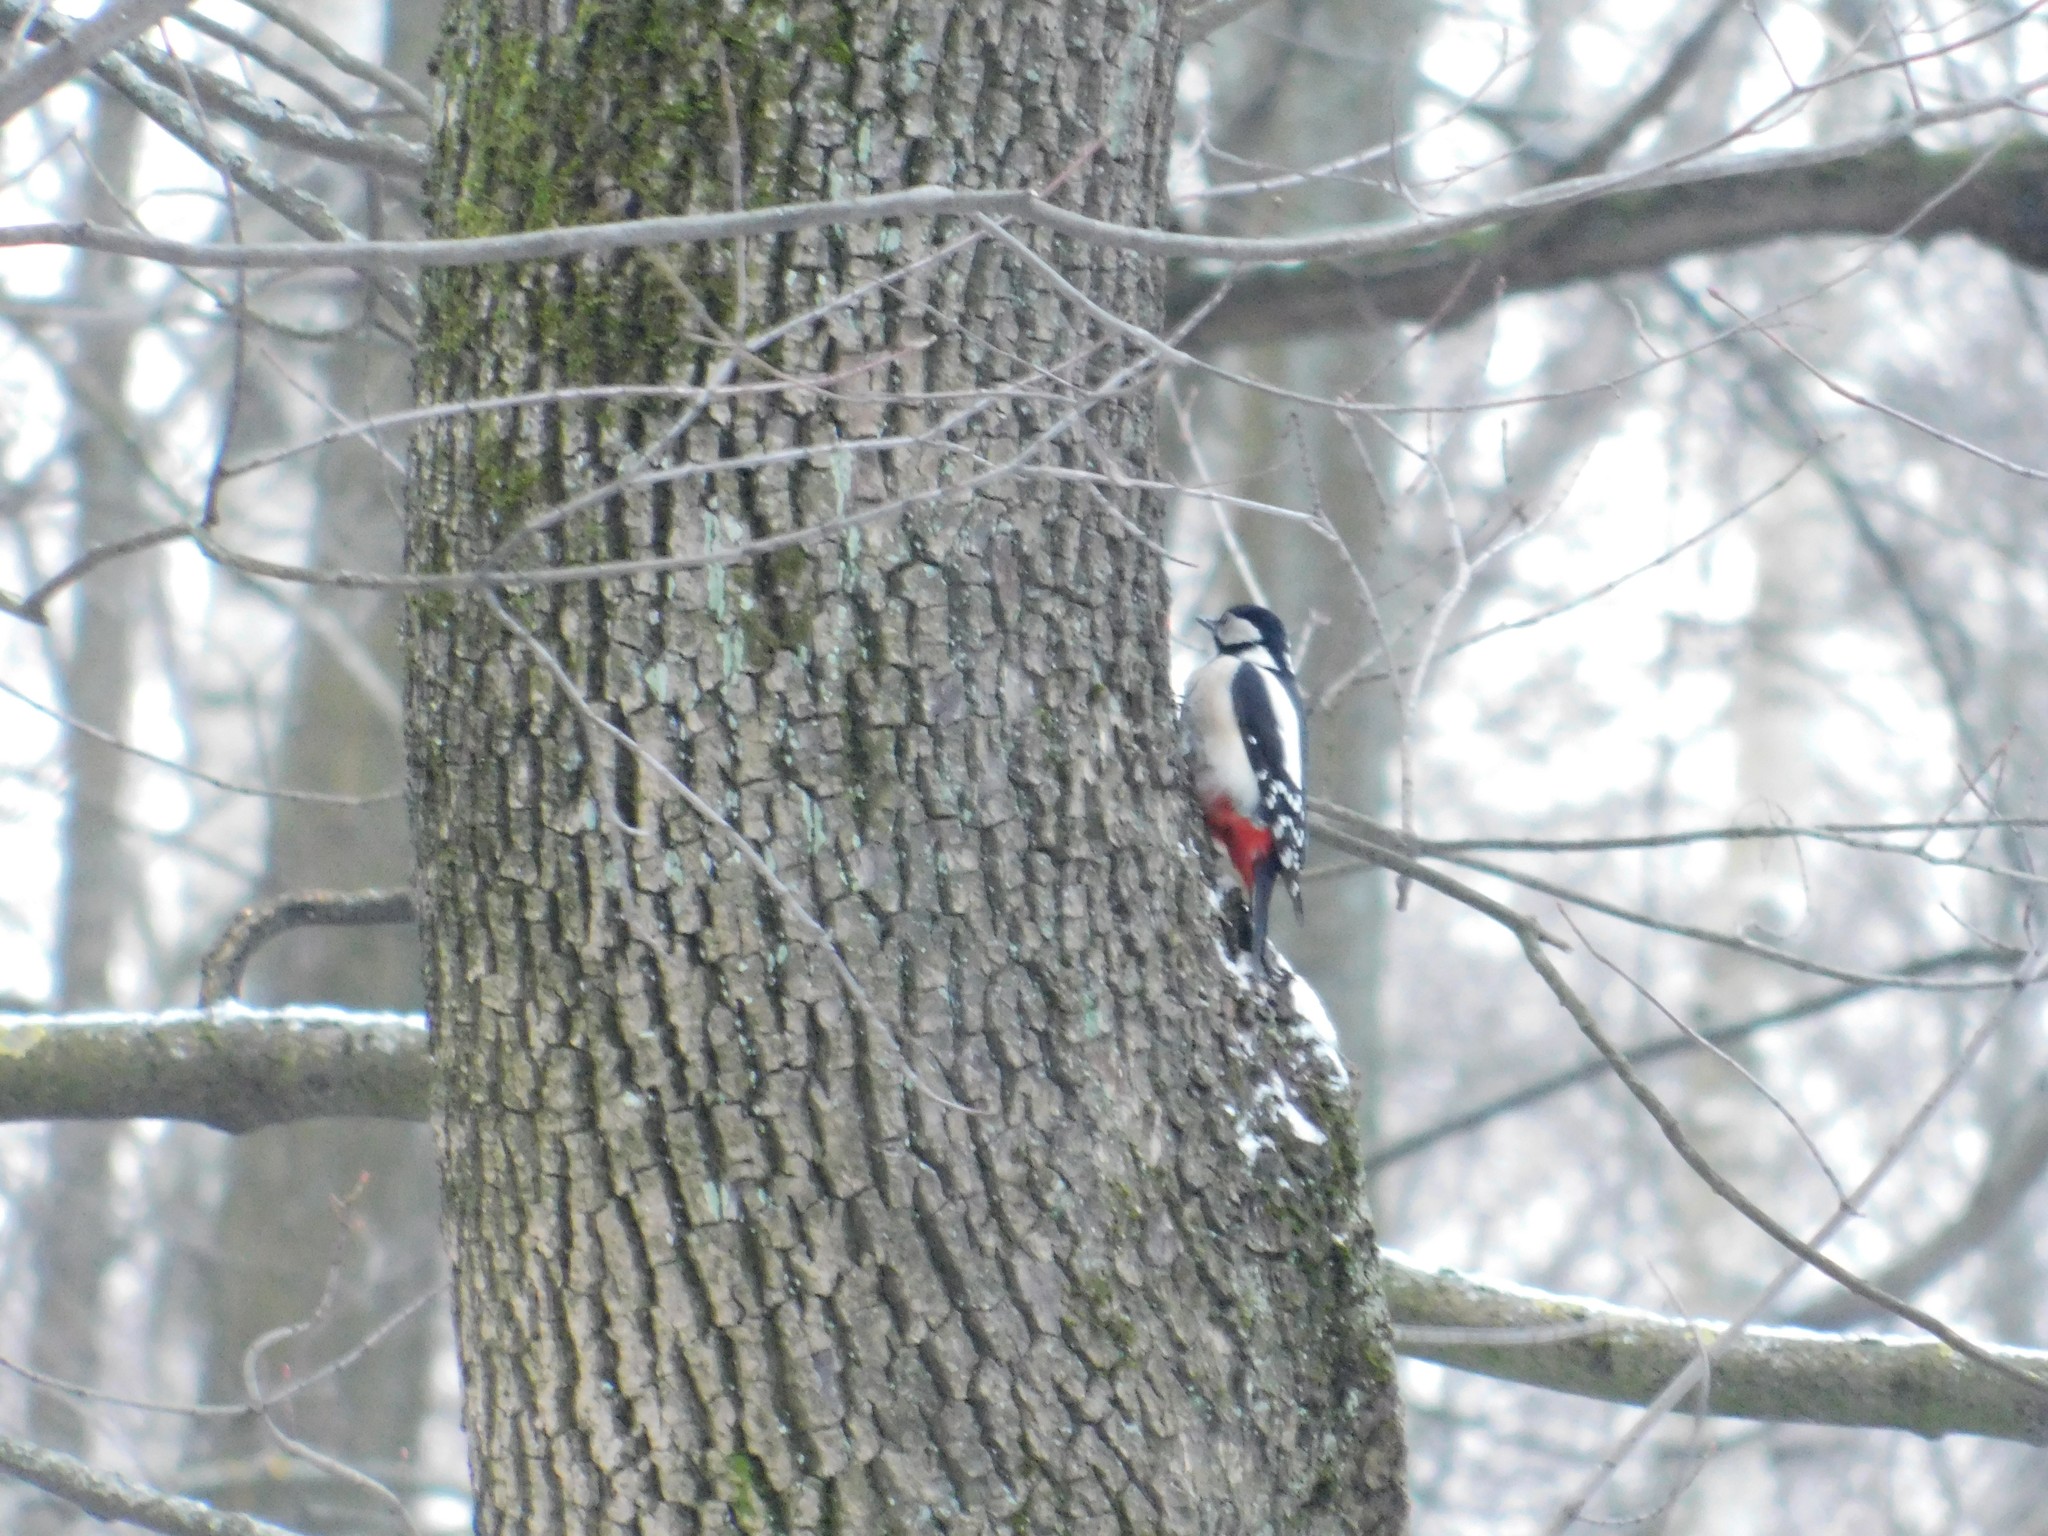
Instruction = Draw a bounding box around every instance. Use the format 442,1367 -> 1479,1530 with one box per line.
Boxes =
1251,662 -> 1303,790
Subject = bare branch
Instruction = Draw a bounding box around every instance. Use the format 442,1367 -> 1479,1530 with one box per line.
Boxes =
2,522 -> 188,624
1311,818 -> 1571,951
0,1280 -> 444,1420
1181,0 -> 1277,44
1362,948 -> 2005,1171
170,10 -> 373,128
1516,928 -> 2048,1399
1412,817 -> 2048,855
0,0 -> 372,253
1444,842 -> 2024,992
0,1426 -> 306,1536
6,121 -> 2043,279
1795,1088 -> 2048,1330
1570,917 -> 1851,1205
199,888 -> 416,1005
1543,0 -> 1745,183
1178,136 -> 2048,345
1538,929 -> 2048,1527
1311,806 -> 2033,990
21,4 -> 427,174
1724,288 -> 2048,482
228,0 -> 430,120
239,1191 -> 421,1536
0,1007 -> 427,1131
1385,1252 -> 2048,1446
0,0 -> 191,125
0,667 -> 403,804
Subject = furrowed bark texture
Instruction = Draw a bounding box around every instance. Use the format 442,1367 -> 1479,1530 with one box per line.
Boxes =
407,1 -> 1404,1532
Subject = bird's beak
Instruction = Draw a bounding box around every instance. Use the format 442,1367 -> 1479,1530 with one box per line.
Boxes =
1196,615 -> 1220,636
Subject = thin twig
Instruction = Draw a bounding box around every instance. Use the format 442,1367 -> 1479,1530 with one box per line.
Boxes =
0,667 -> 401,804
228,0 -> 430,120
1361,947 -> 2003,1170
7,95 -> 2041,274
1314,820 -> 1570,950
1517,928 -> 2048,1401
199,887 -> 416,1004
240,1184 -> 421,1536
1566,911 -> 1852,1206
1720,287 -> 2048,484
3,523 -> 188,623
1438,843 -> 2024,991
0,0 -> 193,124
1538,932 -> 2048,1529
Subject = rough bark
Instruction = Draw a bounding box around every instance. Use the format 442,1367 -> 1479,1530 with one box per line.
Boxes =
407,1 -> 1404,1531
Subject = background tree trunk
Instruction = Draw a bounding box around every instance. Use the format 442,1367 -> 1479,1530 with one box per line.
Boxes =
167,8 -> 452,1525
407,1 -> 1404,1531
21,92 -> 147,1536
178,3 -> 452,1524
185,350 -> 445,1526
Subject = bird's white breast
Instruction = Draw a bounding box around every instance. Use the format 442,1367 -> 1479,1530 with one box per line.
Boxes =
1182,656 -> 1258,813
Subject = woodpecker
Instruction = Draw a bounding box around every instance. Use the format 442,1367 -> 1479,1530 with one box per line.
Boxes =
1182,604 -> 1306,973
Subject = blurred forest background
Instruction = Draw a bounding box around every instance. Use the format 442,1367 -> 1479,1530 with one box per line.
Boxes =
5,0 -> 2048,1531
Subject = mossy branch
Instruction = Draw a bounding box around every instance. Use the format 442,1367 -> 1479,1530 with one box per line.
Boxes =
0,1007 -> 427,1133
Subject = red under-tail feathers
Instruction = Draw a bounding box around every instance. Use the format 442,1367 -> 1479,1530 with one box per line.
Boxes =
1203,797 -> 1275,897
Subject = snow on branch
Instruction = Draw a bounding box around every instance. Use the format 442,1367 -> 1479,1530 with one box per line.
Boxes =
1383,1252 -> 2048,1447
0,1006 -> 426,1133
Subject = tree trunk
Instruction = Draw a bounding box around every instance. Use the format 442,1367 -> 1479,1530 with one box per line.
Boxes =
407,2 -> 1404,1530
23,92 -> 147,1536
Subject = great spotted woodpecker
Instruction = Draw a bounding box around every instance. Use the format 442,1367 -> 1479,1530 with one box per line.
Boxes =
1182,604 -> 1306,973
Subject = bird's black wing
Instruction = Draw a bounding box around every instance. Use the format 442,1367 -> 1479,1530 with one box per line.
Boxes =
1229,662 -> 1307,909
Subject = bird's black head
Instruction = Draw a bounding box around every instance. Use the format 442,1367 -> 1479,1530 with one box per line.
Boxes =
1200,604 -> 1293,669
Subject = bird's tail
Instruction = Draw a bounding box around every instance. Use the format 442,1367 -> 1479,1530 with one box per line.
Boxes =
1249,859 -> 1278,975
